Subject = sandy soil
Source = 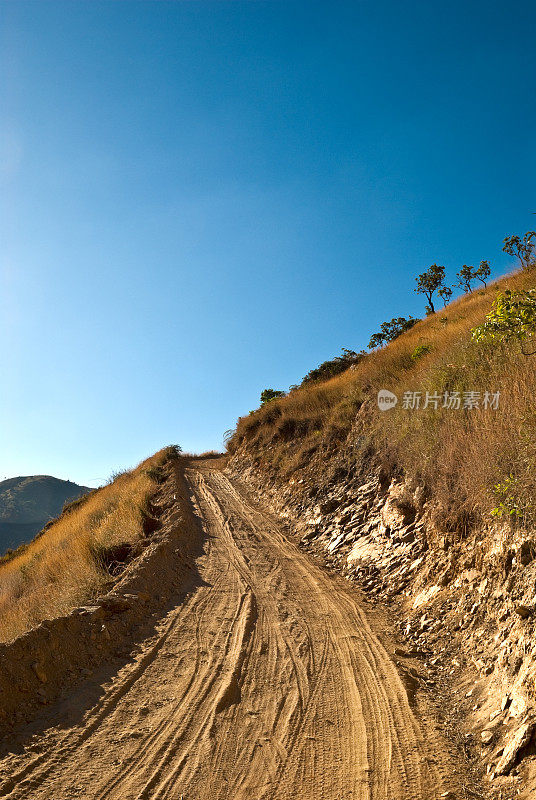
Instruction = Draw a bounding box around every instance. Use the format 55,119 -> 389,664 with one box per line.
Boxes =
0,466 -> 465,799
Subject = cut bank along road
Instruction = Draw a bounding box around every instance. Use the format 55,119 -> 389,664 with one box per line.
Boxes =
0,466 -> 460,800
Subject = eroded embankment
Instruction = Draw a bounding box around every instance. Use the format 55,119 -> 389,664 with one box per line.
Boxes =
0,462 -> 203,738
228,437 -> 536,797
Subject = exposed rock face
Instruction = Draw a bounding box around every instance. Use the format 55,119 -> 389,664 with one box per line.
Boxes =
494,720 -> 535,777
228,438 -> 536,784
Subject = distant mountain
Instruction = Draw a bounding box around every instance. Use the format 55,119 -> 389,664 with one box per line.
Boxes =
0,476 -> 92,556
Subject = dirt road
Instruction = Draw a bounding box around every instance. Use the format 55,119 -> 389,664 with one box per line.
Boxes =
0,467 -> 460,799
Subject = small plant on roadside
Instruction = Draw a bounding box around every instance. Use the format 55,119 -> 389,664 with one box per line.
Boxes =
491,475 -> 524,521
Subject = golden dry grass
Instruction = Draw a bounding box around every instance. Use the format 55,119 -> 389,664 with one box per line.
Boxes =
229,268 -> 536,527
0,448 -> 174,643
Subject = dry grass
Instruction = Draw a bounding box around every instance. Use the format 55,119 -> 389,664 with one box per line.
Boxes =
181,450 -> 223,460
0,447 -> 175,643
229,268 -> 536,527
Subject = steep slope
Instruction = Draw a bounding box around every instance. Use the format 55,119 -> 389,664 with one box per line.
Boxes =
0,476 -> 91,555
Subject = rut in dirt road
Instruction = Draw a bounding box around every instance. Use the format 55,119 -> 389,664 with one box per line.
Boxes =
0,466 -> 461,800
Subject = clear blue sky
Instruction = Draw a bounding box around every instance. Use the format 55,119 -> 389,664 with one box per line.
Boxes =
1,1 -> 535,486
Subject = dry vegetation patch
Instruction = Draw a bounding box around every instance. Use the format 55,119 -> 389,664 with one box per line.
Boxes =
229,268 -> 536,528
0,447 -> 177,642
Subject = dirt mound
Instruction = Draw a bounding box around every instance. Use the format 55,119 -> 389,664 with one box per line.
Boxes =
0,463 -> 203,736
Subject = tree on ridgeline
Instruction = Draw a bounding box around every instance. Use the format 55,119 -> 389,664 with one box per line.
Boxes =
438,285 -> 453,306
415,264 -> 446,314
474,260 -> 491,288
300,348 -> 367,385
260,389 -> 286,404
502,232 -> 536,270
368,317 -> 418,349
456,264 -> 475,293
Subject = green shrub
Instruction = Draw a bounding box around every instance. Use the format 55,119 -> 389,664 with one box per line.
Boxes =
368,318 -> 418,349
300,349 -> 366,385
164,444 -> 183,461
145,466 -> 166,484
411,344 -> 432,361
260,389 -> 286,404
491,475 -> 524,520
472,289 -> 536,355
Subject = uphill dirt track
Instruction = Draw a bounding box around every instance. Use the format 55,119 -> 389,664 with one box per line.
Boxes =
0,464 -> 465,800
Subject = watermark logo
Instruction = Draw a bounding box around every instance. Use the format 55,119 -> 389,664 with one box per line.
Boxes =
377,389 -> 398,411
377,389 -> 500,411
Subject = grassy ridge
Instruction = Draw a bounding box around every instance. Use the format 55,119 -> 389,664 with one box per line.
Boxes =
228,268 -> 536,529
0,447 -> 176,643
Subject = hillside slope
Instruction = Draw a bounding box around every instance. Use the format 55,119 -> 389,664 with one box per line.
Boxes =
0,450 -> 177,642
0,476 -> 91,555
227,266 -> 536,795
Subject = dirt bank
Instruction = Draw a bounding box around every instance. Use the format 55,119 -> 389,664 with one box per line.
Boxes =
0,462 -> 203,739
228,438 -> 536,799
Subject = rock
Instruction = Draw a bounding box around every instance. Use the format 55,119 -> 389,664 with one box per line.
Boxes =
494,719 -> 535,776
319,498 -> 340,514
31,662 -> 47,684
98,594 -> 133,616
501,694 -> 511,712
518,540 -> 535,566
80,605 -> 106,620
514,604 -> 533,619
481,730 -> 494,745
300,528 -> 317,543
